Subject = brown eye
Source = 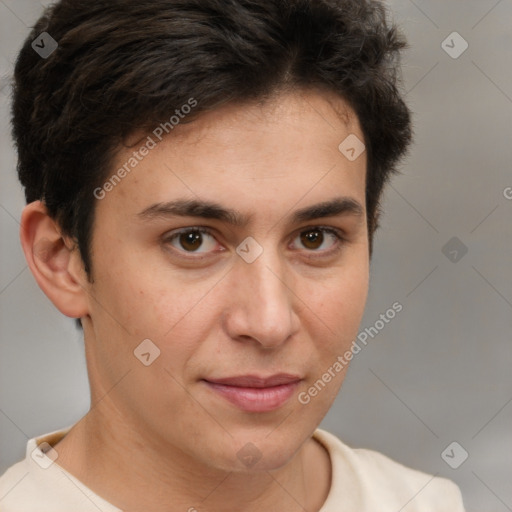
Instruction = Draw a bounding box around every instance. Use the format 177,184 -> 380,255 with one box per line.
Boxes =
165,228 -> 218,253
300,229 -> 324,250
179,231 -> 203,251
293,227 -> 343,254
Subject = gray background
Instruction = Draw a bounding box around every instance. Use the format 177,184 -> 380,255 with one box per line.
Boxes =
1,1 -> 511,511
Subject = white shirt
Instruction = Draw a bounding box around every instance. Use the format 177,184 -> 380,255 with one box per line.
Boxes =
0,426 -> 465,511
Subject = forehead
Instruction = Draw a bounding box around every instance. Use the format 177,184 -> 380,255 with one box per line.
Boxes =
165,88 -> 360,148
96,89 -> 367,224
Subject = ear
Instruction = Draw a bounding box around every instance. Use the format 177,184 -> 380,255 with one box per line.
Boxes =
19,201 -> 90,318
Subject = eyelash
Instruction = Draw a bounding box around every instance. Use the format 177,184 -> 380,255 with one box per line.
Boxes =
162,226 -> 346,260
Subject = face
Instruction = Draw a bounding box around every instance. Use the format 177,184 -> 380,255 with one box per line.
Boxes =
83,89 -> 369,472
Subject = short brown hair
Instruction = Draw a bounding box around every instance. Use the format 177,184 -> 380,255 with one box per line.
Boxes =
12,0 -> 413,276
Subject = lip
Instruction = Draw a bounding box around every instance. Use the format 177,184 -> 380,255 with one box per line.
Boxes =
203,374 -> 302,412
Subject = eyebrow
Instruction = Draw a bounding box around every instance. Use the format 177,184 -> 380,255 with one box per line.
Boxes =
137,196 -> 364,227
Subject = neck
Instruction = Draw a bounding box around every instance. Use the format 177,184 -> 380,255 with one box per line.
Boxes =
52,403 -> 331,512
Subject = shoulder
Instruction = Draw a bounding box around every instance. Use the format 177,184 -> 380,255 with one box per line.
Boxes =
313,429 -> 465,512
0,457 -> 64,511
0,428 -> 120,512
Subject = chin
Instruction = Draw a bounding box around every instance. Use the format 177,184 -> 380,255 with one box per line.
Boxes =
209,428 -> 307,473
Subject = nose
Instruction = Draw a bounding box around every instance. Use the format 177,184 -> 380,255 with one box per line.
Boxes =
223,248 -> 300,349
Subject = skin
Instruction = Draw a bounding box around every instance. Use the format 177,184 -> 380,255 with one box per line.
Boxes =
20,88 -> 369,512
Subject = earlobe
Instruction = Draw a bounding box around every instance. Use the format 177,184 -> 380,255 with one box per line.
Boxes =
19,200 -> 90,319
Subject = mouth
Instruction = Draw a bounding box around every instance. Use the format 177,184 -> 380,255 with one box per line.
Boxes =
202,374 -> 302,413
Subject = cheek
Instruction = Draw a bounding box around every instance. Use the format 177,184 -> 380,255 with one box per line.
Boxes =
310,263 -> 369,336
297,267 -> 368,414
338,270 -> 369,326
299,265 -> 369,403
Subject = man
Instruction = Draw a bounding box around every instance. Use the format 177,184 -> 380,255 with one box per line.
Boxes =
0,0 -> 465,510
